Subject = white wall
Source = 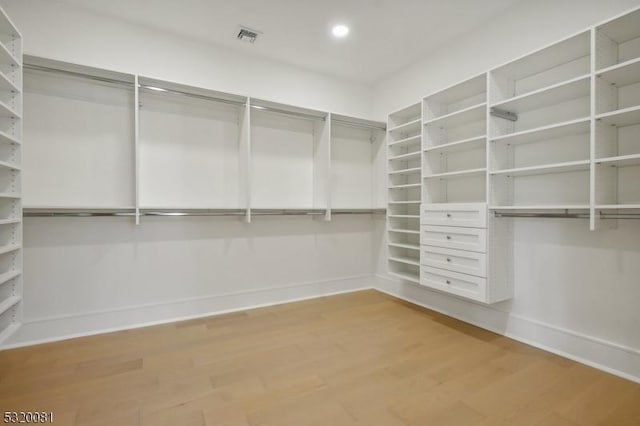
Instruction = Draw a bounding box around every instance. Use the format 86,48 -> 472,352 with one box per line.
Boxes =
1,0 -> 372,118
374,0 -> 640,382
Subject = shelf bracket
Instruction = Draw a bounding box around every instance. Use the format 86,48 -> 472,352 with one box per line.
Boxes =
490,107 -> 518,122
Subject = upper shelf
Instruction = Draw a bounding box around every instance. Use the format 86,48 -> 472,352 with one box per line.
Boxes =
596,57 -> 640,87
424,135 -> 485,153
596,105 -> 640,127
0,42 -> 18,68
491,75 -> 590,113
490,160 -> 590,178
423,103 -> 486,128
388,118 -> 421,134
491,118 -> 590,146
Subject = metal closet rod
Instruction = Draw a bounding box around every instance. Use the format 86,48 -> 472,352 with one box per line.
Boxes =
138,84 -> 245,107
250,104 -> 326,121
494,211 -> 640,219
23,208 -> 386,218
332,118 -> 386,131
24,64 -> 134,87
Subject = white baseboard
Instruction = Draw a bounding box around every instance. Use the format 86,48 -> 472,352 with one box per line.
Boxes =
2,275 -> 375,349
374,274 -> 640,384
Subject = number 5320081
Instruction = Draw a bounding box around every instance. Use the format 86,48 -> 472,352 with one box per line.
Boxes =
3,412 -> 53,423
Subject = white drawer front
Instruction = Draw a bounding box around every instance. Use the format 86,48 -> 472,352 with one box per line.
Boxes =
421,246 -> 487,277
421,266 -> 486,302
421,203 -> 487,228
421,225 -> 487,253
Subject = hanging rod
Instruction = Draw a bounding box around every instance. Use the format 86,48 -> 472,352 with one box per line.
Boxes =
23,208 -> 386,218
494,211 -> 640,219
332,118 -> 386,131
24,64 -> 134,87
250,105 -> 326,121
138,84 -> 246,107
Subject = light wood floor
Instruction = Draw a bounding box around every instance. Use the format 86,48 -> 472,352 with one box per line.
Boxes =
1,290 -> 639,426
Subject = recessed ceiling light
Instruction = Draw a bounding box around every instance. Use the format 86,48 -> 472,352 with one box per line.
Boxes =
332,24 -> 349,38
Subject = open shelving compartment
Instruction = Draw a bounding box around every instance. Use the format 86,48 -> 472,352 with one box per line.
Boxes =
330,114 -> 386,210
250,98 -> 329,217
138,77 -> 248,212
488,33 -> 592,211
23,56 -> 135,210
0,5 -> 20,344
387,102 -> 422,283
423,74 -> 487,204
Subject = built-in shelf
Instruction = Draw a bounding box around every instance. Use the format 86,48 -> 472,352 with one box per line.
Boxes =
0,218 -> 19,225
596,204 -> 640,209
388,256 -> 420,266
0,160 -> 19,170
388,270 -> 420,284
0,295 -> 20,316
0,323 -> 19,344
0,244 -> 20,255
491,74 -> 590,113
595,154 -> 640,167
424,168 -> 487,180
491,205 -> 590,210
388,214 -> 419,218
388,229 -> 420,234
491,160 -> 590,177
388,135 -> 421,148
388,151 -> 421,161
389,167 -> 421,175
0,99 -> 19,118
597,57 -> 640,87
596,105 -> 640,127
0,71 -> 19,93
0,42 -> 19,68
424,135 -> 486,153
0,193 -> 20,199
423,102 -> 486,127
388,118 -> 421,134
0,270 -> 19,285
491,117 -> 590,146
389,183 -> 421,189
0,130 -> 19,145
388,200 -> 421,204
388,242 -> 420,250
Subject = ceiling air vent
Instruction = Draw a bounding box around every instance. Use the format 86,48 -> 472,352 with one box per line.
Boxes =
237,26 -> 260,43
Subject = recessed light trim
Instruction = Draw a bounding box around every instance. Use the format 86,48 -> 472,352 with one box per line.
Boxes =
332,24 -> 349,38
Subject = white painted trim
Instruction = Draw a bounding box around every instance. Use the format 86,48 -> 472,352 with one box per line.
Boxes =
374,274 -> 640,384
2,275 -> 375,349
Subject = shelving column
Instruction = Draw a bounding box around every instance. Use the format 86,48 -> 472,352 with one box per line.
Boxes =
0,5 -> 21,343
387,102 -> 422,283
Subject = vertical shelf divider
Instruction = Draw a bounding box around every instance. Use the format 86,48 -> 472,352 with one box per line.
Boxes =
134,74 -> 140,225
241,97 -> 251,223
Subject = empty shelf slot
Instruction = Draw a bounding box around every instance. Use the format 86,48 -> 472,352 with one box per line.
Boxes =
0,295 -> 20,316
595,154 -> 640,167
491,160 -> 590,177
388,135 -> 421,147
424,135 -> 486,153
388,256 -> 420,266
491,118 -> 590,146
424,168 -> 486,180
596,105 -> 640,127
388,229 -> 420,234
491,75 -> 590,113
423,103 -> 486,127
388,270 -> 420,284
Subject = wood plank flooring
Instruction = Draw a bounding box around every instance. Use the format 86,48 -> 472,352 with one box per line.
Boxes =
1,290 -> 639,425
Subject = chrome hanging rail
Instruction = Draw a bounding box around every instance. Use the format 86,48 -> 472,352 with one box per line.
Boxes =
493,211 -> 640,219
138,84 -> 246,107
331,118 -> 386,131
24,64 -> 134,87
250,104 -> 326,121
23,208 -> 386,218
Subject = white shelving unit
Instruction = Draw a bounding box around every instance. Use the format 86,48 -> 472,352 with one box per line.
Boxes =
0,5 -> 21,344
387,102 -> 422,283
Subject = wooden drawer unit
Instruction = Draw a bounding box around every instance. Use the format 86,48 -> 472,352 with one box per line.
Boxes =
421,203 -> 487,228
421,246 -> 487,277
421,266 -> 486,302
421,225 -> 487,253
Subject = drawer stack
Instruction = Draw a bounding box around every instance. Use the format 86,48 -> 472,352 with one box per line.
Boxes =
420,203 -> 489,302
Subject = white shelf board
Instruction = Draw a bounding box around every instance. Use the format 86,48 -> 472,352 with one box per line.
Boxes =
423,102 -> 486,128
491,205 -> 590,210
0,130 -> 19,145
492,32 -> 590,81
424,135 -> 486,153
389,183 -> 421,189
597,57 -> 640,87
389,167 -> 421,176
388,229 -> 420,234
491,117 -> 590,146
0,42 -> 19,68
388,118 -> 421,134
0,70 -> 19,93
0,160 -> 19,171
0,193 -> 20,199
595,154 -> 640,167
596,105 -> 640,127
424,168 -> 487,180
388,135 -> 421,147
0,218 -> 19,225
491,160 -> 590,177
0,323 -> 20,345
389,102 -> 421,122
388,270 -> 421,284
491,74 -> 590,114
0,295 -> 20,316
388,256 -> 420,267
388,242 -> 420,250
597,8 -> 640,44
0,270 -> 19,286
596,204 -> 640,209
388,215 -> 419,218
0,244 -> 20,255
0,99 -> 19,118
388,151 -> 421,161
425,74 -> 486,104
388,200 -> 421,204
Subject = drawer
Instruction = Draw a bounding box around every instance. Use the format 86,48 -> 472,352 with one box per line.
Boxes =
421,246 -> 486,277
421,203 -> 487,228
421,266 -> 486,302
421,225 -> 487,253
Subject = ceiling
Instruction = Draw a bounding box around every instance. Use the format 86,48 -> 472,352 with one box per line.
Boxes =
57,0 -> 523,84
